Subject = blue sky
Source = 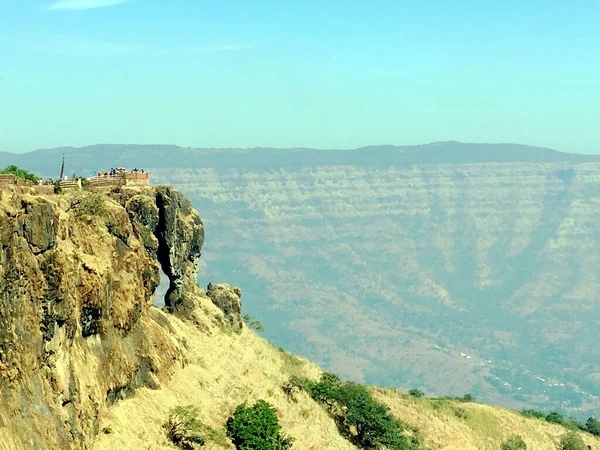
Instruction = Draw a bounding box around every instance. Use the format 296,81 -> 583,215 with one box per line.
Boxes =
1,0 -> 599,153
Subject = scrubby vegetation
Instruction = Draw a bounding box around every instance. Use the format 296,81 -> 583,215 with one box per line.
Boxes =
226,400 -> 293,450
520,409 -> 546,419
289,372 -> 426,449
163,406 -> 207,449
408,388 -> 425,398
243,314 -> 265,332
1,165 -> 40,183
501,435 -> 527,450
71,193 -> 107,217
518,408 -> 600,438
560,431 -> 587,450
457,393 -> 476,403
163,405 -> 227,449
586,417 -> 600,436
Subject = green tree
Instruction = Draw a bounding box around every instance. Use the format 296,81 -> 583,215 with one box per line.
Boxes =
1,165 -> 40,183
458,393 -> 475,403
408,389 -> 425,398
303,373 -> 421,449
560,431 -> 586,450
307,372 -> 342,410
226,400 -> 293,450
501,435 -> 527,450
585,417 -> 600,436
336,382 -> 409,449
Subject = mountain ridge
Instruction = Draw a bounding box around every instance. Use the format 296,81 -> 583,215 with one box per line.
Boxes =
2,142 -> 600,178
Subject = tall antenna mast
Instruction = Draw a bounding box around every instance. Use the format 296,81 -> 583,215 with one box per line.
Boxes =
59,153 -> 65,180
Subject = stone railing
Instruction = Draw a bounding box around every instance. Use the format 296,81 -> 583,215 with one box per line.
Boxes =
0,174 -> 54,194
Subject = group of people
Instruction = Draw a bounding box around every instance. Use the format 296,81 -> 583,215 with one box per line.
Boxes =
107,167 -> 145,176
108,167 -> 126,176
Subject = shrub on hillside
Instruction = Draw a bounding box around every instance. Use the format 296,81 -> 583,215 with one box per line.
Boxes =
298,372 -> 426,449
560,431 -> 587,450
457,393 -> 476,403
565,418 -> 586,431
408,389 -> 425,398
546,411 -> 565,425
163,405 -> 206,449
243,314 -> 265,332
520,409 -> 546,420
72,193 -> 107,218
454,408 -> 469,420
586,417 -> 600,436
501,435 -> 527,450
226,400 -> 293,450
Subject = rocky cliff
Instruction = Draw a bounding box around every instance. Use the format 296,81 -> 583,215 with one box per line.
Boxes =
0,186 -> 242,449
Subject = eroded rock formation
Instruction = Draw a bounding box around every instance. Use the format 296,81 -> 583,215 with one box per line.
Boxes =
206,282 -> 243,332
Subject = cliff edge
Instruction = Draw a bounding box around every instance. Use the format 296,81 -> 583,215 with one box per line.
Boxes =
0,186 -> 244,449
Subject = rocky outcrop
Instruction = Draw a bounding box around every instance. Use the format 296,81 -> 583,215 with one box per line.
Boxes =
0,186 -> 218,450
206,283 -> 243,332
154,186 -> 205,314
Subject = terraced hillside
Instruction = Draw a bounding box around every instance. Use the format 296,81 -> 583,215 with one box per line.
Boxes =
4,142 -> 600,418
151,160 -> 600,419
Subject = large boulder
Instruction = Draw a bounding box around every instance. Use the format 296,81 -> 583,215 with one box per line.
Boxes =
206,283 -> 243,332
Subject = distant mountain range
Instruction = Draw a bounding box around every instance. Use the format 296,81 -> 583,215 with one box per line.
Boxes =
2,142 -> 600,177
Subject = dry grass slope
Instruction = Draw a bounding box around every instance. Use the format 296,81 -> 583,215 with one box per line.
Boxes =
374,388 -> 600,450
93,308 -> 356,450
93,307 -> 600,450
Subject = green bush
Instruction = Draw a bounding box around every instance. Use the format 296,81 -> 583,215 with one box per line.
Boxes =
501,435 -> 527,450
301,372 -> 425,449
226,400 -> 293,450
546,411 -> 565,425
586,417 -> 600,436
560,431 -> 587,450
454,408 -> 469,420
519,409 -> 546,420
163,406 -> 206,449
408,389 -> 425,398
457,393 -> 476,403
336,382 -> 410,449
1,165 -> 39,183
565,419 -> 586,431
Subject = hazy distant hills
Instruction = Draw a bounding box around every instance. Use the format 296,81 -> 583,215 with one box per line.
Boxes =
3,142 -> 600,177
4,142 -> 600,419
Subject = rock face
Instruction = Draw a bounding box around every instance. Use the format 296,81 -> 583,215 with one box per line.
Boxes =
206,283 -> 243,332
154,186 -> 205,313
0,186 -> 219,449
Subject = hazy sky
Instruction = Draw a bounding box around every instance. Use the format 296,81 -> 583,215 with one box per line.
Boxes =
1,1 -> 599,154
